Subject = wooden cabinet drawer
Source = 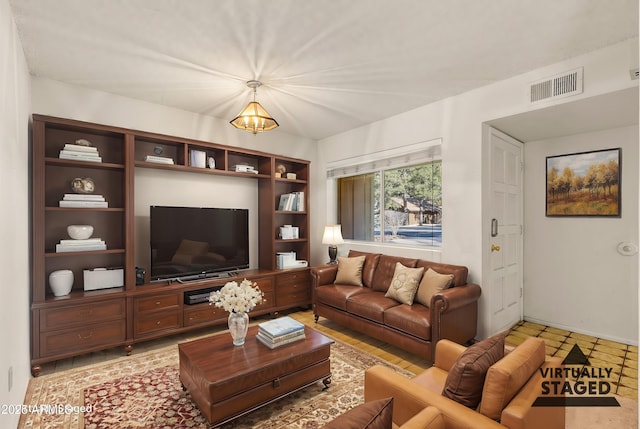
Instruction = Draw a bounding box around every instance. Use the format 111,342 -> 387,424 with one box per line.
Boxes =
134,293 -> 180,313
134,312 -> 181,337
252,290 -> 274,312
276,270 -> 310,286
39,319 -> 126,357
277,289 -> 311,307
184,305 -> 226,327
40,299 -> 125,331
253,277 -> 274,292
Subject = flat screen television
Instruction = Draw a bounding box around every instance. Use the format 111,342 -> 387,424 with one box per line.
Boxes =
150,206 -> 249,281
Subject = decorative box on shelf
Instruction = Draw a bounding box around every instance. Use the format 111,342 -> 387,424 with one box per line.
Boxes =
280,225 -> 299,240
83,267 -> 124,291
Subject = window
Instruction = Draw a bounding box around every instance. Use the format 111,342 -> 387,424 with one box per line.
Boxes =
336,160 -> 442,247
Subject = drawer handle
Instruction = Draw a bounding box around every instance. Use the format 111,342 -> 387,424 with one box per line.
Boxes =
156,321 -> 162,325
78,332 -> 93,340
273,377 -> 281,388
155,301 -> 161,305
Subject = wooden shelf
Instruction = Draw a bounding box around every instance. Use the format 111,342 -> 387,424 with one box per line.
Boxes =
31,114 -> 311,376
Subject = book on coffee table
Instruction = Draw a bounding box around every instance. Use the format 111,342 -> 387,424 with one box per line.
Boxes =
256,329 -> 305,349
258,316 -> 304,338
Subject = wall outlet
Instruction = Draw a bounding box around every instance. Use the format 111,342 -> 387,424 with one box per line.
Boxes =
8,366 -> 13,392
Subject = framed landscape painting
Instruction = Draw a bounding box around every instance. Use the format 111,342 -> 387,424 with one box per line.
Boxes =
546,148 -> 621,217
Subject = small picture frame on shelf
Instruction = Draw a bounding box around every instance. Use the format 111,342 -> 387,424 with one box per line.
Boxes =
286,173 -> 297,180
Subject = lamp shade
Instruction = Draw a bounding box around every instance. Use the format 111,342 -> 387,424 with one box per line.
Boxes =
230,80 -> 279,134
322,225 -> 345,245
230,101 -> 279,134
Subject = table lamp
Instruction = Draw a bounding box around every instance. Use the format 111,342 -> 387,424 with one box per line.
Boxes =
322,224 -> 344,264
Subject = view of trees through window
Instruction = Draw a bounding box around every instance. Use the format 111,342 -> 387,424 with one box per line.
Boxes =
338,161 -> 442,247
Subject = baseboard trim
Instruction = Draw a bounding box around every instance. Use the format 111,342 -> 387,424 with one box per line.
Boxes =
524,316 -> 638,346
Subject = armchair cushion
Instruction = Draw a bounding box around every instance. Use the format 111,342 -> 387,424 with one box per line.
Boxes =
335,255 -> 366,286
385,263 -> 424,305
415,268 -> 454,307
479,337 -> 546,420
442,333 -> 505,409
321,397 -> 394,429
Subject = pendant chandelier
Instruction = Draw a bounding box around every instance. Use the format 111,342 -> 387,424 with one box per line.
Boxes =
230,80 -> 279,134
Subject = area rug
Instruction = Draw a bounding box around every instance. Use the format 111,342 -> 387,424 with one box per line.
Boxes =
19,331 -> 411,429
19,328 -> 637,429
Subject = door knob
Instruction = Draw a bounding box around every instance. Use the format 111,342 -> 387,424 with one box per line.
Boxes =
491,244 -> 501,252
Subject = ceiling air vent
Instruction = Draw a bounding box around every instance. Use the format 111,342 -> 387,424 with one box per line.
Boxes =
530,67 -> 583,104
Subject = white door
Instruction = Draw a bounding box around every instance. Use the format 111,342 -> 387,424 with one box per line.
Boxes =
486,127 -> 523,334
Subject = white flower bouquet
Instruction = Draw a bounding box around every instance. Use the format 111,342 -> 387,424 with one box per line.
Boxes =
209,279 -> 264,314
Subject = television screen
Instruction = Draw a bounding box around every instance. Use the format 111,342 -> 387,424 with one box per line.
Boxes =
150,206 -> 249,281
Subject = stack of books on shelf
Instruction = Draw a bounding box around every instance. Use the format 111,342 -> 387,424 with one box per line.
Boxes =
257,316 -> 306,349
55,238 -> 107,253
59,194 -> 108,208
277,192 -> 305,211
59,143 -> 102,162
144,155 -> 175,164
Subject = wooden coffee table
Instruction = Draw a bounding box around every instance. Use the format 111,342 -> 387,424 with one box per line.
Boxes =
179,325 -> 333,426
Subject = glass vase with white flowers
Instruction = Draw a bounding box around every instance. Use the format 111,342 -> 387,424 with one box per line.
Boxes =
209,279 -> 263,346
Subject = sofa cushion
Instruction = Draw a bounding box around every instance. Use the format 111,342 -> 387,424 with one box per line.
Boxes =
415,260 -> 468,287
371,255 -> 418,292
479,337 -> 546,420
383,304 -> 431,340
348,250 -> 381,288
322,397 -> 393,429
385,263 -> 425,305
316,284 -> 372,311
414,268 -> 454,307
335,255 -> 367,286
347,292 -> 400,323
441,333 -> 505,409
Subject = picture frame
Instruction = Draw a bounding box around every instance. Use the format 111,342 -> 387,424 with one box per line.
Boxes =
546,148 -> 621,217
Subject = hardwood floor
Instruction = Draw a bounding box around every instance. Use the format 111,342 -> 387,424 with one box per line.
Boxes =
37,308 -> 637,401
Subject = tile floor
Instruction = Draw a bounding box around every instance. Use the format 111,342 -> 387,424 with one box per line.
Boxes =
38,309 -> 638,401
506,320 -> 638,400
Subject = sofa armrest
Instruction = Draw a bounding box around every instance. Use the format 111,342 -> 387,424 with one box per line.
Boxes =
311,264 -> 339,288
364,365 -> 504,429
432,283 -> 481,312
433,339 -> 467,372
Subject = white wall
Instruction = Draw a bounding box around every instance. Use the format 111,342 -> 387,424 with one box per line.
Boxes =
317,39 -> 638,340
524,126 -> 639,344
0,0 -> 32,426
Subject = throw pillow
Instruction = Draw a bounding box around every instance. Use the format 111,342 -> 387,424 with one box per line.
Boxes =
335,255 -> 366,286
414,268 -> 454,307
384,263 -> 425,305
321,397 -> 393,429
441,333 -> 505,409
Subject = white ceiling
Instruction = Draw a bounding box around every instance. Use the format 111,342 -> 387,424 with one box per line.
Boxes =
9,0 -> 639,140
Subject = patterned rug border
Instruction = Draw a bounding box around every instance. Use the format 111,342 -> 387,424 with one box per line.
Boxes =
19,325 -> 412,429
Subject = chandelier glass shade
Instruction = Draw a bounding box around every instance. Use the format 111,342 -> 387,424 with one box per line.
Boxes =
230,80 -> 279,134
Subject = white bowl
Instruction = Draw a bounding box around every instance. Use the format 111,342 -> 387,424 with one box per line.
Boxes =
49,270 -> 74,296
67,224 -> 94,240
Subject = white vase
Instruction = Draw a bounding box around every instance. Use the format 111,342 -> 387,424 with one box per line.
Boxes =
49,270 -> 74,296
228,312 -> 249,346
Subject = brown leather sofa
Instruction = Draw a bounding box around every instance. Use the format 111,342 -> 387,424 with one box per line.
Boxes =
311,250 -> 481,359
364,337 -> 565,429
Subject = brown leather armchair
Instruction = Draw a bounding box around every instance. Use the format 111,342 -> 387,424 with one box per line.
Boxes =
364,337 -> 565,429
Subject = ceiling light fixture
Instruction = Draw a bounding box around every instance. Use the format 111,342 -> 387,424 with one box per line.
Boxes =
230,80 -> 279,134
